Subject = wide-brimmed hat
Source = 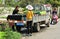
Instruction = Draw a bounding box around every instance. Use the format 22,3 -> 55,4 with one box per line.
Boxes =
26,5 -> 33,10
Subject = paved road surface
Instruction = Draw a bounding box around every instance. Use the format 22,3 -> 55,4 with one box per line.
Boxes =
22,19 -> 60,39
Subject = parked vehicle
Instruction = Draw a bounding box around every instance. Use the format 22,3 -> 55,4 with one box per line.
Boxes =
51,14 -> 58,25
7,5 -> 50,32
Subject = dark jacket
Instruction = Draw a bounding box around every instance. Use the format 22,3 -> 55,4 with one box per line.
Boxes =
12,9 -> 19,14
52,10 -> 57,15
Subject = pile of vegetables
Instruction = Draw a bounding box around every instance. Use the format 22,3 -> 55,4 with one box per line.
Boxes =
34,11 -> 46,15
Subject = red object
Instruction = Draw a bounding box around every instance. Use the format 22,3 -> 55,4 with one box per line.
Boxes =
52,15 -> 58,19
9,22 -> 14,27
52,15 -> 58,22
44,4 -> 51,7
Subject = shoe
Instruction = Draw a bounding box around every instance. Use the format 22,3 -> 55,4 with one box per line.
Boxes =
29,33 -> 32,36
23,34 -> 26,37
26,34 -> 29,36
26,34 -> 32,36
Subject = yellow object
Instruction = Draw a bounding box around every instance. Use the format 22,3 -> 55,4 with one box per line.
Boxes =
26,11 -> 33,20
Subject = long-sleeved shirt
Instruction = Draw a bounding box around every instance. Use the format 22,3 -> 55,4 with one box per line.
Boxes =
26,10 -> 34,21
12,9 -> 19,14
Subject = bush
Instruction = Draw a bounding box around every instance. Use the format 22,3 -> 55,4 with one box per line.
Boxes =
0,32 -> 6,39
0,21 -> 21,39
0,31 -> 21,39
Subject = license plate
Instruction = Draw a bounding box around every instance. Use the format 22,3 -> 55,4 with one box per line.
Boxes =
16,22 -> 24,26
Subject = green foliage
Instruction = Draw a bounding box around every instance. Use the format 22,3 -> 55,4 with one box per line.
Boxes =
0,31 -> 21,39
0,21 -> 21,39
0,32 -> 6,39
0,22 -> 6,31
0,0 -> 60,7
5,0 -> 41,7
6,31 -> 21,39
45,0 -> 60,7
0,16 -> 7,18
0,0 -> 2,4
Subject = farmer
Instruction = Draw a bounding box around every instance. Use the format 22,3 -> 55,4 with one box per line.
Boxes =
26,5 -> 34,36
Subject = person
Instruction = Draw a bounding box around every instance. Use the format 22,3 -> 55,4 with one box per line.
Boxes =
51,7 -> 57,24
52,7 -> 57,15
26,5 -> 34,36
12,6 -> 19,31
12,6 -> 19,14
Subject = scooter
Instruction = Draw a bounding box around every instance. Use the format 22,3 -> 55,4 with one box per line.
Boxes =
51,14 -> 58,25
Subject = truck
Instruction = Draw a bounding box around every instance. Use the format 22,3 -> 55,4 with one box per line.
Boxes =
7,5 -> 50,32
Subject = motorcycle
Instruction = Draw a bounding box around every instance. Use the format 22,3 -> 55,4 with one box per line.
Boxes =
51,14 -> 58,25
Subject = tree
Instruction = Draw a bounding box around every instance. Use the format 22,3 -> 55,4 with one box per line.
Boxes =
4,0 -> 60,7
45,0 -> 60,7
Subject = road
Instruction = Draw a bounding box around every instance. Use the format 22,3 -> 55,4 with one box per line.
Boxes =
22,19 -> 60,39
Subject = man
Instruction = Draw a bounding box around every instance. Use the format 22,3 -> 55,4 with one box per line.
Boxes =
26,5 -> 34,36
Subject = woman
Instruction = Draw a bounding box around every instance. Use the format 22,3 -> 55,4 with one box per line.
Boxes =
13,6 -> 19,14
52,7 -> 57,15
12,6 -> 19,31
26,5 -> 34,36
51,7 -> 57,24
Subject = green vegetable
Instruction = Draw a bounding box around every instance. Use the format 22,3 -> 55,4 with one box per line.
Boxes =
40,11 -> 46,15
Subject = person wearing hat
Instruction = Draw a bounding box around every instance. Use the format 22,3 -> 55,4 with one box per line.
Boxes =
26,5 -> 34,36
